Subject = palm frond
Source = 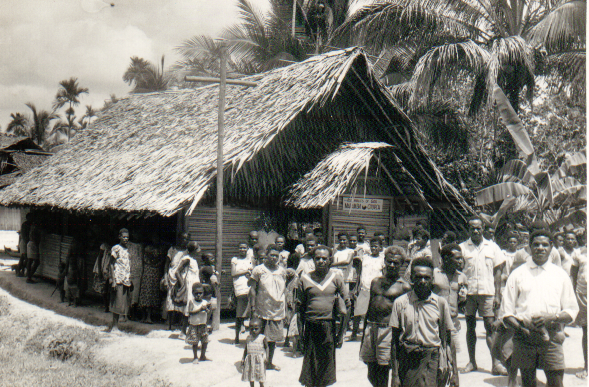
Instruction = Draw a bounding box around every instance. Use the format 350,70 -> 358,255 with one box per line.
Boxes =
409,40 -> 490,107
527,0 -> 586,54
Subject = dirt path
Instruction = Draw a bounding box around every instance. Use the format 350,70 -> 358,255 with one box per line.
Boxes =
0,261 -> 586,387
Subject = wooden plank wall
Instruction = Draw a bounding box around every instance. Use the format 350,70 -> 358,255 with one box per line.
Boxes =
329,195 -> 392,246
38,234 -> 73,280
185,206 -> 263,309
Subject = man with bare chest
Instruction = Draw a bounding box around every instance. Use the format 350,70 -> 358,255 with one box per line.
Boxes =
360,246 -> 411,387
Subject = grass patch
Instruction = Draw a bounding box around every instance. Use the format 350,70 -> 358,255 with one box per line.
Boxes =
0,295 -> 169,386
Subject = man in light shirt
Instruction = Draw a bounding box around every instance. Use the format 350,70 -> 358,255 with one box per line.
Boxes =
502,229 -> 578,387
460,217 -> 506,375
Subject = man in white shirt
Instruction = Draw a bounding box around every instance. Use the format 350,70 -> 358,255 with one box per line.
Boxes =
502,229 -> 578,387
460,217 -> 506,375
357,226 -> 371,255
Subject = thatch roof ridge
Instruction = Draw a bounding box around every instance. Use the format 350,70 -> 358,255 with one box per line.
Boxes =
0,48 -> 392,216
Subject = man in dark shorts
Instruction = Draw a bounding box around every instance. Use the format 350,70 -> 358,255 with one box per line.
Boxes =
502,229 -> 578,387
459,217 -> 506,375
390,257 -> 454,387
360,246 -> 410,387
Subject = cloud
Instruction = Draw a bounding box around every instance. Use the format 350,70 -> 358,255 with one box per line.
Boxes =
0,0 -> 265,130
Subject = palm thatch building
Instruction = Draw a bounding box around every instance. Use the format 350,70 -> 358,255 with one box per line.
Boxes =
0,48 -> 471,305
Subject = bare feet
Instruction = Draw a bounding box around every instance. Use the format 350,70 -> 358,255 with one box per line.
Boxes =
576,370 -> 588,379
461,362 -> 477,373
267,364 -> 280,371
199,356 -> 209,362
491,364 -> 508,376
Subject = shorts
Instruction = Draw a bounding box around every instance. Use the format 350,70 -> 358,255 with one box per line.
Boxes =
185,324 -> 208,345
261,319 -> 284,342
465,295 -> 494,317
359,322 -> 392,366
512,331 -> 565,371
576,290 -> 587,326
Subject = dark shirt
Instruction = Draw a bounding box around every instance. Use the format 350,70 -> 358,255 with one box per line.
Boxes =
298,269 -> 348,321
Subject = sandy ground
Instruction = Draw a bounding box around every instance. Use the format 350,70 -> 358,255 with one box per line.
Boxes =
0,257 -> 586,387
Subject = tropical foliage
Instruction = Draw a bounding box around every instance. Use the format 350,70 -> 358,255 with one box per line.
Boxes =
53,77 -> 90,141
25,103 -> 58,146
6,113 -> 29,137
123,56 -> 169,93
336,0 -> 586,114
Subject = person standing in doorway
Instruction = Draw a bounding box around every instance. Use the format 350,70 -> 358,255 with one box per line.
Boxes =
107,228 -> 132,332
16,213 -> 32,277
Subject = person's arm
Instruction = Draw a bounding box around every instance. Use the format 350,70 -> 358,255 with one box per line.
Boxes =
241,343 -> 248,367
390,326 -> 402,387
331,250 -> 353,267
493,264 -> 502,309
231,259 -> 251,278
248,268 -> 259,317
263,336 -> 269,364
571,264 -> 579,292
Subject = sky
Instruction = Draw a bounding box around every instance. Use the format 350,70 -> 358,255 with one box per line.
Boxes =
0,0 -> 271,130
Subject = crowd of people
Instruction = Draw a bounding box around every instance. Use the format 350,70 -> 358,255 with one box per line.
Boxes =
13,215 -> 587,387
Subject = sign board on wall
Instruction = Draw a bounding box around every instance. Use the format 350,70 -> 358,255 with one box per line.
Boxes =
342,197 -> 384,212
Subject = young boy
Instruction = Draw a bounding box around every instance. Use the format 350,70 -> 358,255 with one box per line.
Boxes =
185,283 -> 211,364
200,253 -> 220,333
275,236 -> 290,268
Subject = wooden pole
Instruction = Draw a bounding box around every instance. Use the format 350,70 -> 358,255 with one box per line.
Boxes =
292,0 -> 297,38
213,43 -> 227,331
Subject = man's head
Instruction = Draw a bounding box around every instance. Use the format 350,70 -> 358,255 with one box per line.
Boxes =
337,232 -> 349,249
202,252 -> 215,266
374,231 -> 386,247
441,231 -> 456,246
187,241 -> 199,253
369,237 -> 381,256
265,244 -> 280,268
179,232 -> 191,249
413,229 -> 429,248
275,235 -> 286,251
506,233 -> 519,252
410,257 -> 435,300
312,245 -> 332,273
357,226 -> 367,242
484,225 -> 496,241
304,235 -> 318,252
565,231 -> 578,250
384,246 -> 405,279
119,228 -> 130,247
529,229 -> 553,266
248,231 -> 259,247
554,232 -> 564,248
468,217 -> 484,244
313,228 -> 324,243
440,243 -> 462,272
348,232 -> 359,249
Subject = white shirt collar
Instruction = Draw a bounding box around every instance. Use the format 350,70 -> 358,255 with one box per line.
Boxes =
528,258 -> 550,270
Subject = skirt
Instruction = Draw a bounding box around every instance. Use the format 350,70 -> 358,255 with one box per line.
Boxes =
262,319 -> 284,342
185,324 -> 208,345
576,290 -> 587,326
299,320 -> 337,387
92,274 -> 107,295
139,265 -> 162,308
242,353 -> 266,382
110,284 -> 131,316
235,295 -> 250,319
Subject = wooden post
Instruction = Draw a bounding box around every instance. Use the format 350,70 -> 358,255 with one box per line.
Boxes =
292,0 -> 297,38
184,41 -> 256,331
213,43 -> 227,331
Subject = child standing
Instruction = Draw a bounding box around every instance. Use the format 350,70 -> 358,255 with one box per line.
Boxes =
232,242 -> 253,344
284,268 -> 300,356
185,283 -> 210,364
241,318 -> 268,387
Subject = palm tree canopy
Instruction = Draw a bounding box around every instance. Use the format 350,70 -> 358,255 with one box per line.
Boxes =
25,102 -> 58,146
123,56 -> 169,93
53,77 -> 89,111
336,0 -> 586,113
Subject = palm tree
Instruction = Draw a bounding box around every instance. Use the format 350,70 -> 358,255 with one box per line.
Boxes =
79,105 -> 97,129
123,56 -> 169,93
336,0 -> 586,113
25,103 -> 58,146
53,77 -> 89,140
6,113 -> 29,137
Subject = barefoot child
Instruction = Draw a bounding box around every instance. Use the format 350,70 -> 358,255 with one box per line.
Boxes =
185,283 -> 210,364
241,318 -> 268,387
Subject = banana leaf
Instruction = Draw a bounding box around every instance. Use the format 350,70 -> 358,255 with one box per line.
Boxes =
475,182 -> 532,206
498,159 -> 531,183
556,151 -> 587,178
479,196 -> 517,227
493,85 -> 534,160
535,172 -> 554,208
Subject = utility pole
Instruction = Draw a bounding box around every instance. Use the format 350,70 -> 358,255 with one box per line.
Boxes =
185,42 -> 256,330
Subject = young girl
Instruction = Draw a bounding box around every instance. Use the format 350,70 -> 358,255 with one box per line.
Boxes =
185,283 -> 210,364
241,318 -> 268,387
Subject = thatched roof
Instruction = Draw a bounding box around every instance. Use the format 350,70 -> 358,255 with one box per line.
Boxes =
11,152 -> 50,172
287,142 -> 472,214
0,135 -> 40,151
0,48 -> 468,217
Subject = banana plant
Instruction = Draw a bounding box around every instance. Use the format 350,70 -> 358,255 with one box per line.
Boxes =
475,84 -> 586,228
